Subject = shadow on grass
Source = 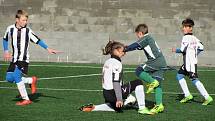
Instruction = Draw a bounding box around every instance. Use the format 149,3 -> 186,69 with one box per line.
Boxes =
174,94 -> 202,104
12,93 -> 64,103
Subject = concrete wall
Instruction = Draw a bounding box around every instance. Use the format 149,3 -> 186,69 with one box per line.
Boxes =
0,0 -> 215,66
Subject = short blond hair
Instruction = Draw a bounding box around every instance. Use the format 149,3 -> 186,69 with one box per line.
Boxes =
15,10 -> 28,18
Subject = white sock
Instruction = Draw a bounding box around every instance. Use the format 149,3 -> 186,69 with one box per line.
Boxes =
17,81 -> 29,100
194,81 -> 209,99
93,103 -> 115,111
179,78 -> 191,97
135,85 -> 145,109
22,77 -> 33,84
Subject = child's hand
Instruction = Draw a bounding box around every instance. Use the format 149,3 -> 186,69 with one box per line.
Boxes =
116,100 -> 123,108
172,47 -> 176,52
3,51 -> 11,61
47,48 -> 63,54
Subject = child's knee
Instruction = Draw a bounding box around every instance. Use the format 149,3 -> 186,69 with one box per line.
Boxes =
135,66 -> 144,77
192,79 -> 199,85
13,67 -> 22,83
176,73 -> 184,81
6,72 -> 14,83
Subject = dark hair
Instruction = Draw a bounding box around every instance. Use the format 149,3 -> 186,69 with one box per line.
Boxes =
16,10 -> 28,18
135,24 -> 148,34
102,40 -> 124,55
182,18 -> 194,27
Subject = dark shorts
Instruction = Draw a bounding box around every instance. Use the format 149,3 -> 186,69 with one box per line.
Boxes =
103,79 -> 143,112
138,64 -> 165,81
7,61 -> 29,75
178,64 -> 198,79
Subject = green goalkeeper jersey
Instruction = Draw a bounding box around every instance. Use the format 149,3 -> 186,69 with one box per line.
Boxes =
137,34 -> 167,69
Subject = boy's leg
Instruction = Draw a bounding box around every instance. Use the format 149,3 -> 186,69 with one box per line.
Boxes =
192,79 -> 213,105
177,65 -> 193,103
22,76 -> 38,94
135,65 -> 159,93
14,62 -> 32,105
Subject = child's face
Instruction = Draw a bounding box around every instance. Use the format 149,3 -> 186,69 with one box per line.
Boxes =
113,47 -> 125,58
182,26 -> 192,34
16,15 -> 28,28
136,32 -> 144,39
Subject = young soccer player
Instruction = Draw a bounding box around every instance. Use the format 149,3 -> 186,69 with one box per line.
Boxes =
124,24 -> 167,114
2,10 -> 60,106
172,18 -> 213,105
80,40 -> 153,115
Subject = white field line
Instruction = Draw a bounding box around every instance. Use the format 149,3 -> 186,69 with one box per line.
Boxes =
0,86 -> 214,96
1,63 -> 215,71
0,71 -> 134,83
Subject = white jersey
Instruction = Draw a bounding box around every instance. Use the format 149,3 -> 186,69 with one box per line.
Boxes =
3,24 -> 40,63
102,57 -> 123,90
180,34 -> 203,72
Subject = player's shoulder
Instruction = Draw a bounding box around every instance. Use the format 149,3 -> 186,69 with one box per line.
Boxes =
6,24 -> 15,29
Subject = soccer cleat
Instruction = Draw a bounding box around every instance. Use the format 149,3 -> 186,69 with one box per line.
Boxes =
150,104 -> 164,114
16,100 -> 32,106
202,96 -> 213,105
80,103 -> 95,112
31,76 -> 38,94
124,94 -> 136,106
138,107 -> 154,115
146,80 -> 159,94
180,94 -> 193,103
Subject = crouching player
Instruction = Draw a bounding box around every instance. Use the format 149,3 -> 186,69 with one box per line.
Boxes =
172,18 -> 213,105
2,10 -> 60,106
80,41 -> 153,115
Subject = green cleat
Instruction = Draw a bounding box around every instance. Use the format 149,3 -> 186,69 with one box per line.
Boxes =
202,96 -> 213,105
138,107 -> 154,115
180,94 -> 193,103
146,80 -> 159,94
150,104 -> 164,114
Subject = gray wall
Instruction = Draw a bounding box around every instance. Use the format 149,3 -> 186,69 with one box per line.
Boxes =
0,0 -> 215,66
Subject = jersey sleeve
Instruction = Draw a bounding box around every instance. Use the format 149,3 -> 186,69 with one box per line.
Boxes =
180,36 -> 189,53
3,26 -> 10,41
29,28 -> 41,44
112,64 -> 123,101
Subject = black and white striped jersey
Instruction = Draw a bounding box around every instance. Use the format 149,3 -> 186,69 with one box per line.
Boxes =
102,56 -> 123,90
3,24 -> 40,63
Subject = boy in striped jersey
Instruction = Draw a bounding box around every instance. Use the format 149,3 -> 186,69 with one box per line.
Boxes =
172,18 -> 213,105
2,10 -> 60,106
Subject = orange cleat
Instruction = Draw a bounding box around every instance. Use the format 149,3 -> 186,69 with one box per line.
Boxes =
80,103 -> 95,112
16,100 -> 32,106
31,76 -> 38,94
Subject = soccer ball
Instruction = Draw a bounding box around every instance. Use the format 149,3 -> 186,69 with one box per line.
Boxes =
124,94 -> 136,106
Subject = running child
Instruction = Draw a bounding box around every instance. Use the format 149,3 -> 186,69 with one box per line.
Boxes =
2,10 -> 60,106
172,18 -> 213,105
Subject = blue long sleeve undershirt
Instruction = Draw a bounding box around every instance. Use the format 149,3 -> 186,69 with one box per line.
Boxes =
38,40 -> 48,49
124,42 -> 141,52
3,39 -> 8,51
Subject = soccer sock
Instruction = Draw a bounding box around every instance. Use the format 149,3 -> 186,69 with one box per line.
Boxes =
22,77 -> 33,84
93,103 -> 115,111
139,71 -> 155,83
16,81 -> 29,100
193,80 -> 209,99
135,85 -> 145,109
155,87 -> 162,105
179,78 -> 190,97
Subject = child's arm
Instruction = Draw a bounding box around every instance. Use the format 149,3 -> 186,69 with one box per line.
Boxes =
29,29 -> 61,54
112,67 -> 123,107
124,42 -> 142,52
2,27 -> 12,61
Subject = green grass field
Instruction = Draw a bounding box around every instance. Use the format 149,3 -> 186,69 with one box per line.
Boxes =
0,62 -> 215,121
